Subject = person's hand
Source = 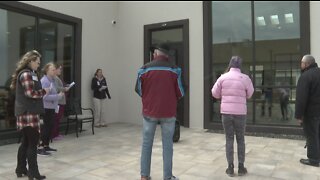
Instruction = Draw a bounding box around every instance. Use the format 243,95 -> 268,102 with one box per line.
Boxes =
296,119 -> 303,126
64,87 -> 70,92
58,92 -> 64,97
44,88 -> 50,94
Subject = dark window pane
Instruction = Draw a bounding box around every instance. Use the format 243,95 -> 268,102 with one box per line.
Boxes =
254,1 -> 300,125
211,1 -> 253,123
0,9 -> 36,130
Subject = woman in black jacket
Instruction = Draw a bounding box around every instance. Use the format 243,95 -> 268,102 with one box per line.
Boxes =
91,69 -> 111,127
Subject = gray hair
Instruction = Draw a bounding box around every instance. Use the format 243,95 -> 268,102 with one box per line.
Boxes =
302,55 -> 315,65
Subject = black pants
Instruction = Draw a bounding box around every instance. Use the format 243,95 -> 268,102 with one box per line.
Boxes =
280,95 -> 289,120
16,126 -> 41,176
303,117 -> 320,163
41,109 -> 55,146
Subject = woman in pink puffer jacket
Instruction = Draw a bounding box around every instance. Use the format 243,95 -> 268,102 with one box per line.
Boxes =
211,56 -> 254,177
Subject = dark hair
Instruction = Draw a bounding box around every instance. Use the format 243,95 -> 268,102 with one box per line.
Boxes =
10,50 -> 41,90
94,69 -> 102,76
55,62 -> 63,69
228,56 -> 242,68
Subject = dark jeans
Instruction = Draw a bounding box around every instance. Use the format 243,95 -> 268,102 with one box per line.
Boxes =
303,117 -> 320,163
222,114 -> 246,164
16,126 -> 41,176
41,109 -> 55,146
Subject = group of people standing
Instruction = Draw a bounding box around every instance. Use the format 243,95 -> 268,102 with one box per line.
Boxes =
11,50 -> 112,180
11,46 -> 320,180
136,43 -> 320,180
11,51 -> 67,179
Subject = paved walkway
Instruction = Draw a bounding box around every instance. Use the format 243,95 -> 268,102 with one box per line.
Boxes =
0,123 -> 319,180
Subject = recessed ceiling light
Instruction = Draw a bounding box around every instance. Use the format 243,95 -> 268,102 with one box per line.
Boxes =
270,15 -> 279,25
285,13 -> 294,23
256,16 -> 266,26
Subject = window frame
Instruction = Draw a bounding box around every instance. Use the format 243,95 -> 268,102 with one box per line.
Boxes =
0,2 -> 81,138
203,1 -> 310,134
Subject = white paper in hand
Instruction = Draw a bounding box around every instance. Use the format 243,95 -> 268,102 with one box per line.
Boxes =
69,82 -> 75,88
99,86 -> 107,91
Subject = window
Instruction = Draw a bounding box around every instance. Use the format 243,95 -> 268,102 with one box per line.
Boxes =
0,2 -> 81,135
204,1 -> 309,129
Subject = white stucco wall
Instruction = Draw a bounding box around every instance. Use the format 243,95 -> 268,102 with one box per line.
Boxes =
22,1 -> 120,124
116,2 -> 204,128
14,1 -> 320,130
310,1 -> 320,63
21,1 -> 204,129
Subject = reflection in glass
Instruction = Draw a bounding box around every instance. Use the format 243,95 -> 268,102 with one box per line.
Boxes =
0,9 -> 36,130
254,1 -> 300,125
211,1 -> 253,123
38,19 -> 74,84
210,1 -> 301,126
0,9 -> 75,132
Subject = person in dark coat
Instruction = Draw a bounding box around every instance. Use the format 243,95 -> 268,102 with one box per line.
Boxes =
295,55 -> 320,167
91,69 -> 111,127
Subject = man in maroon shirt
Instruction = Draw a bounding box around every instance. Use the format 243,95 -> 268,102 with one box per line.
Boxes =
135,43 -> 184,180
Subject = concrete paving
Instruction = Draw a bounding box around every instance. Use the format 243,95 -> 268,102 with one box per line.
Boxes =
0,123 -> 319,180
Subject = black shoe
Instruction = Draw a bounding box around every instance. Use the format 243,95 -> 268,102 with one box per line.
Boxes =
37,149 -> 51,156
300,159 -> 320,167
16,169 -> 28,177
28,175 -> 46,180
44,146 -> 57,152
225,163 -> 234,177
238,163 -> 248,176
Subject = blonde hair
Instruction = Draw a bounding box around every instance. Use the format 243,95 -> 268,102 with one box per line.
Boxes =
42,62 -> 56,75
10,50 -> 41,90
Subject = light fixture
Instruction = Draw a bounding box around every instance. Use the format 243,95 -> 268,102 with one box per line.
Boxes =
284,13 -> 294,23
256,16 -> 266,26
270,15 -> 279,25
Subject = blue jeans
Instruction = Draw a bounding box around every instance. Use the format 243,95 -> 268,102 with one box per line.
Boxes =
140,116 -> 176,179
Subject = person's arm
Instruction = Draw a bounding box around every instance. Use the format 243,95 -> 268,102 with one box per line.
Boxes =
174,67 -> 184,99
91,78 -> 101,91
41,78 -> 61,101
135,68 -> 144,97
20,72 -> 46,98
246,77 -> 254,99
212,78 -> 222,99
104,80 -> 111,99
105,87 -> 111,99
295,75 -> 309,121
55,77 -> 65,92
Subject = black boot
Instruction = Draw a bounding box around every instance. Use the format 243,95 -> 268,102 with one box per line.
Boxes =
28,174 -> 46,180
226,163 -> 234,177
16,169 -> 28,177
16,142 -> 28,178
238,163 -> 248,176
